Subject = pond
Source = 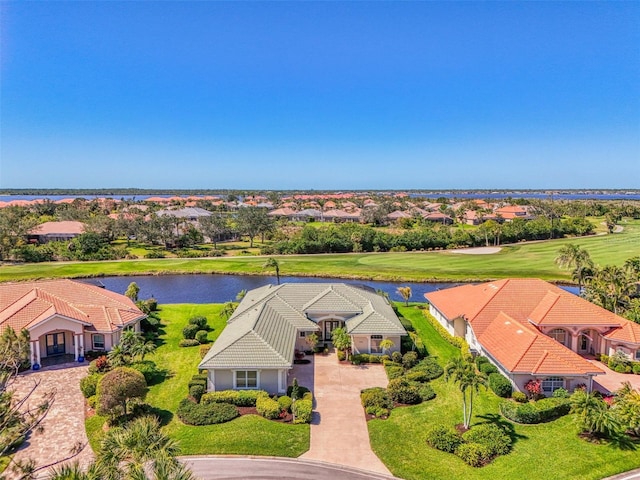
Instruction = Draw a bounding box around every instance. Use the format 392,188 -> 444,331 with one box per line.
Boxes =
91,274 -> 579,304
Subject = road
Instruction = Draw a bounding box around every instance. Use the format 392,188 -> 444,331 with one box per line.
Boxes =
180,457 -> 397,480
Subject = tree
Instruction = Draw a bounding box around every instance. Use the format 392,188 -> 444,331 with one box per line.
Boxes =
570,390 -> 621,439
604,211 -> 621,234
613,382 -> 640,436
219,301 -> 237,321
555,245 -> 594,291
585,265 -> 635,314
263,257 -> 281,285
304,333 -> 319,351
96,367 -> 147,419
331,327 -> 351,354
108,330 -> 156,366
444,356 -> 486,429
198,213 -> 229,249
98,416 -> 194,480
125,282 -> 140,302
0,207 -> 37,261
379,339 -> 395,354
235,290 -> 247,301
46,462 -> 105,480
235,207 -> 270,248
396,286 -> 412,306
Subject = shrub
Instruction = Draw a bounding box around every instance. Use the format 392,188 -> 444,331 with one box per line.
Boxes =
286,384 -> 310,399
633,363 -> 640,375
182,324 -> 200,340
200,344 -> 212,359
96,367 -> 147,418
552,387 -> 570,398
462,424 -> 512,456
361,387 -> 393,410
599,354 -> 609,365
500,397 -> 571,424
87,395 -> 97,409
456,442 -> 492,467
278,395 -> 293,413
418,383 -> 436,401
380,354 -> 390,363
402,351 -> 419,369
488,373 -> 513,398
387,378 -> 422,405
302,391 -> 313,402
195,330 -> 209,344
80,374 -> 101,398
512,391 -> 528,403
256,395 -> 281,420
189,316 -> 209,329
385,364 -> 405,380
292,399 -> 313,424
88,355 -> 110,374
177,398 -> 239,425
423,312 -> 470,356
129,360 -> 161,385
179,339 -> 200,348
524,379 -> 542,398
408,358 -> 444,381
479,363 -> 499,375
202,389 -> 268,407
337,350 -> 346,361
189,385 -> 205,403
475,356 -> 489,368
425,424 -> 462,453
391,351 -> 403,364
399,316 -> 415,332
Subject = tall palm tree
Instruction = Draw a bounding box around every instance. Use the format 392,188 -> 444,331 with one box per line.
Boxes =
263,257 -> 281,285
555,244 -> 593,291
219,301 -> 237,321
444,356 -> 486,429
570,390 -> 621,438
396,286 -> 412,306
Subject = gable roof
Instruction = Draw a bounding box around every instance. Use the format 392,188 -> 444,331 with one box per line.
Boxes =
29,221 -> 85,236
200,283 -> 406,369
0,280 -> 146,333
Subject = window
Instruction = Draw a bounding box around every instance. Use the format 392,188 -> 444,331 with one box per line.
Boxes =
92,334 -> 105,350
636,350 -> 640,361
548,329 -> 567,346
299,331 -> 306,338
235,370 -> 258,389
542,377 -> 564,394
371,335 -> 383,354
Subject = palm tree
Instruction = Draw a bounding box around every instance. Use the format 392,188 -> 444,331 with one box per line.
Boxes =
585,265 -> 635,314
98,416 -> 193,480
46,462 -> 106,480
379,338 -> 395,354
219,301 -> 237,321
555,244 -> 593,291
444,356 -> 486,429
570,390 -> 621,438
235,289 -> 247,301
263,257 -> 281,285
396,286 -> 412,307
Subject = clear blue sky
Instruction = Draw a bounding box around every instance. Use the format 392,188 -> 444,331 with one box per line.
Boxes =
1,1 -> 639,190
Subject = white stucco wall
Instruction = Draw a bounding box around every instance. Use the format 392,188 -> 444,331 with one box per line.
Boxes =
428,305 -> 456,337
207,368 -> 284,394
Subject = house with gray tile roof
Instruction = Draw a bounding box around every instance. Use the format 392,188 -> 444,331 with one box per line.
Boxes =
199,283 -> 406,394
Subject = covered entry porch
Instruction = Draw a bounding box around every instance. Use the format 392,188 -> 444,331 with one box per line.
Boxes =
28,315 -> 90,368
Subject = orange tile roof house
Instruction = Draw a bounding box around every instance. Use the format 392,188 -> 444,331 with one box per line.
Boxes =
28,221 -> 85,243
426,279 -> 640,394
0,280 -> 146,369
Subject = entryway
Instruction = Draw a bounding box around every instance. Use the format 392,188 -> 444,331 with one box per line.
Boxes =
319,320 -> 344,342
45,332 -> 66,356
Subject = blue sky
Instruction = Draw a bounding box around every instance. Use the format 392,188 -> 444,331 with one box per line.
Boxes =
1,1 -> 639,190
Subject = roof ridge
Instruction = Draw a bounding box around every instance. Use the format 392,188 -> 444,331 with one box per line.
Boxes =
36,288 -> 91,319
530,290 -> 561,323
532,349 -> 550,373
249,327 -> 290,365
0,288 -> 39,323
468,279 -> 510,322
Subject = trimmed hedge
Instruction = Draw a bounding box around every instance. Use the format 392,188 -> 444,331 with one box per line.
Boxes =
129,360 -> 161,385
350,354 -> 384,364
278,395 -> 292,413
402,351 -> 419,369
256,395 -> 281,420
286,384 -> 311,399
292,399 -> 313,424
80,374 -> 101,398
195,330 -> 208,344
456,442 -> 492,467
361,387 -> 394,410
177,398 -> 239,425
500,397 -> 571,424
189,385 -> 205,403
418,383 -> 436,401
488,373 -> 513,398
408,358 -> 444,381
182,324 -> 200,340
179,339 -> 200,347
462,424 -> 512,456
479,363 -> 499,375
188,316 -> 209,329
425,424 -> 462,453
423,311 -> 470,356
202,389 -> 269,407
385,364 -> 405,380
387,378 -> 422,405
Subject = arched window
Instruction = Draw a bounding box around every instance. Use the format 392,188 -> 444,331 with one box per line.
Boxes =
548,329 -> 567,346
542,377 -> 564,394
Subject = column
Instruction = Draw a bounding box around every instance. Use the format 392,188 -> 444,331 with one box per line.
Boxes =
30,341 -> 36,368
35,339 -> 41,365
74,335 -> 79,361
569,333 -> 579,352
79,334 -> 84,355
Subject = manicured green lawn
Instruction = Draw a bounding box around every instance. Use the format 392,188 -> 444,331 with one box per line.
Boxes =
85,304 -> 309,457
3,219 -> 639,284
368,306 -> 640,480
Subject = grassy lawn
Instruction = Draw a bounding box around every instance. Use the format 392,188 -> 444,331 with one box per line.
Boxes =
85,304 -> 309,457
368,305 -> 640,480
2,219 -> 639,284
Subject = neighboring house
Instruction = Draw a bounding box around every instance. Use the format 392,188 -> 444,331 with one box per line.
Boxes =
493,205 -> 534,222
28,221 -> 85,243
424,279 -> 640,394
155,207 -> 212,222
0,280 -> 146,368
199,283 -> 407,394
387,210 -> 412,222
291,208 -> 324,222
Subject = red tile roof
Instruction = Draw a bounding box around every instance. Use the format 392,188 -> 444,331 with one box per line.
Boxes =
0,280 -> 145,333
29,221 -> 85,236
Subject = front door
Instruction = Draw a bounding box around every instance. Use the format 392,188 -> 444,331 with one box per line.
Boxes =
46,333 -> 66,356
323,320 -> 342,341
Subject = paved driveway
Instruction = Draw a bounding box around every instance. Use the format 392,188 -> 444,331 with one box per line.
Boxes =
589,360 -> 640,394
298,353 -> 391,475
7,363 -> 93,479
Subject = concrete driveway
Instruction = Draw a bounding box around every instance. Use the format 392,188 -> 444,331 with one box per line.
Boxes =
297,353 -> 391,475
589,360 -> 640,394
7,362 -> 93,479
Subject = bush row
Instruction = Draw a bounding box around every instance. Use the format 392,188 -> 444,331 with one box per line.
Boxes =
202,389 -> 269,407
499,397 -> 571,424
177,398 -> 239,425
488,373 -> 513,398
423,311 -> 470,357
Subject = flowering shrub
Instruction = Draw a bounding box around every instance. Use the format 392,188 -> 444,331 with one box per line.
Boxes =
524,379 -> 542,398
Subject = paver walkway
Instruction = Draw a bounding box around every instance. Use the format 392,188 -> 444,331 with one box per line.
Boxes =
300,353 -> 391,475
7,363 -> 93,479
589,359 -> 640,394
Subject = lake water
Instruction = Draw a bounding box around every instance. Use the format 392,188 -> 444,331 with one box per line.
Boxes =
90,274 -> 579,304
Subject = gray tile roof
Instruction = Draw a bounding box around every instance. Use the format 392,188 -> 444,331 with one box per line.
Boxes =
199,283 -> 406,370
